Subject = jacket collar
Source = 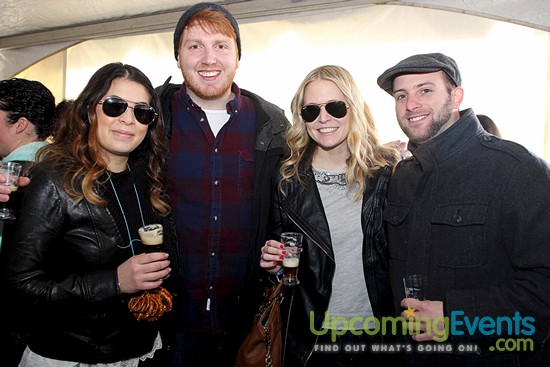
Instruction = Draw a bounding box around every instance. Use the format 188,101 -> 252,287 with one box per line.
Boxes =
407,108 -> 483,171
280,166 -> 335,260
177,83 -> 241,115
157,79 -> 289,147
279,164 -> 393,261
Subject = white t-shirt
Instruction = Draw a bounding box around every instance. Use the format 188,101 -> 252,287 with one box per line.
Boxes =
203,109 -> 230,137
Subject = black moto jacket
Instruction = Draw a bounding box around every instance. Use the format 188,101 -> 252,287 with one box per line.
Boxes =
1,161 -> 181,363
268,165 -> 395,366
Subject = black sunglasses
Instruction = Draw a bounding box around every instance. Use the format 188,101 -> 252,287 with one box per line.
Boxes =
301,100 -> 349,123
97,96 -> 157,125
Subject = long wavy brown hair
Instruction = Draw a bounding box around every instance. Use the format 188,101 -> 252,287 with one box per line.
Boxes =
281,65 -> 399,201
37,62 -> 170,215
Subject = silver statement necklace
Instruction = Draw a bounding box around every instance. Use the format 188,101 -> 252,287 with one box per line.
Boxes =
107,164 -> 146,256
312,166 -> 351,194
312,167 -> 347,186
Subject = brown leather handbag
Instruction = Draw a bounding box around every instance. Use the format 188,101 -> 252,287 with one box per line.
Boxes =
234,283 -> 284,367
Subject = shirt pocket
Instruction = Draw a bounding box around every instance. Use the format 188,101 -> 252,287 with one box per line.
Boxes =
238,150 -> 255,199
431,203 -> 488,268
383,203 -> 411,261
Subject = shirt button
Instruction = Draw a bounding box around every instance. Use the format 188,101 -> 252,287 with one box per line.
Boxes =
214,216 -> 218,221
209,285 -> 213,290
214,180 -> 219,186
453,214 -> 463,223
211,252 -> 215,257
200,118 -> 204,122
214,148 -> 218,153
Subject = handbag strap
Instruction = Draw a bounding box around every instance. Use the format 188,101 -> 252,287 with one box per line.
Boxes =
260,283 -> 284,312
264,327 -> 274,367
262,283 -> 283,367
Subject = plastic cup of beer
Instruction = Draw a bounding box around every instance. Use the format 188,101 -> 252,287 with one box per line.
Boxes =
138,224 -> 163,253
403,274 -> 427,300
281,232 -> 303,286
0,161 -> 23,220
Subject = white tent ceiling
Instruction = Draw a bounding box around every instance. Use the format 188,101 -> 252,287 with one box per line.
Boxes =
1,0 -> 549,79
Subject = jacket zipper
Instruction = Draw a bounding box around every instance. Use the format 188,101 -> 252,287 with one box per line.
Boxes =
283,210 -> 334,261
282,209 -> 331,365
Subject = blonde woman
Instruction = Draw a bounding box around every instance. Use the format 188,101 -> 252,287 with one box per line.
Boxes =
260,65 -> 401,366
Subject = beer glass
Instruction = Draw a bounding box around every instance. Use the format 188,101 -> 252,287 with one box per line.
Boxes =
403,274 -> 427,300
138,224 -> 163,253
281,232 -> 303,286
0,161 -> 22,220
139,224 -> 170,280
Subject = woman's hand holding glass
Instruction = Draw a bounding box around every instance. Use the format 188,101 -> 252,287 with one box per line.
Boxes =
260,239 -> 286,274
116,252 -> 171,294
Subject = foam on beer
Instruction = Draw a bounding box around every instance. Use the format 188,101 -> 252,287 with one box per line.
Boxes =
283,257 -> 299,267
138,224 -> 163,245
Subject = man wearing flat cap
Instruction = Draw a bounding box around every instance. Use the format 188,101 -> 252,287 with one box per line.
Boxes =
155,2 -> 290,366
378,53 -> 550,366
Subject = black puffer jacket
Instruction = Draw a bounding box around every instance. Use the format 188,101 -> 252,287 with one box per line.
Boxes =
268,165 -> 395,366
0,161 -> 181,363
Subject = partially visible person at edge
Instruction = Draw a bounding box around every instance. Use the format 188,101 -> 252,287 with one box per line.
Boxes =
1,62 -> 181,366
155,2 -> 290,365
476,113 -> 502,137
0,77 -> 55,366
377,52 -> 550,366
260,65 -> 403,366
0,78 -> 55,173
0,78 -> 55,249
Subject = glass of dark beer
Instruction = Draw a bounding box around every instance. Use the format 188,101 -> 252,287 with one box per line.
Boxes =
138,224 -> 163,253
281,232 -> 303,286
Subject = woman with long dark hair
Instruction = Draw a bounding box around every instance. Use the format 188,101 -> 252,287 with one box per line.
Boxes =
2,62 -> 179,366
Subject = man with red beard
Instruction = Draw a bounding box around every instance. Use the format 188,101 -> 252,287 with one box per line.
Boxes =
156,3 -> 290,366
377,53 -> 550,366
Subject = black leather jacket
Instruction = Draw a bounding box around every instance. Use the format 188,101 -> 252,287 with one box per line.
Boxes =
1,162 -> 181,363
268,165 -> 395,366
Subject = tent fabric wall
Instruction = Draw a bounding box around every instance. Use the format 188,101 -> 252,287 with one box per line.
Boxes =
1,0 -> 550,80
17,5 -> 550,160
0,41 -> 76,80
14,50 -> 68,101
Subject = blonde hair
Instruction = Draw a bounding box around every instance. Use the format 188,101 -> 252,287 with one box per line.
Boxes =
280,65 -> 399,200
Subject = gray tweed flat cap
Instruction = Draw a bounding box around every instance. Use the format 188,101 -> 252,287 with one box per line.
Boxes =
377,53 -> 461,94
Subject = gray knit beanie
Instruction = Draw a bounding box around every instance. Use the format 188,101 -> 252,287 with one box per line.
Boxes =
173,2 -> 241,60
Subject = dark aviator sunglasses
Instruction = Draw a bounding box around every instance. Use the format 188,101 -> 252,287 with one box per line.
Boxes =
301,100 -> 349,123
98,96 -> 157,125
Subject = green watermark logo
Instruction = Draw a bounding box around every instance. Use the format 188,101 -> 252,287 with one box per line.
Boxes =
309,309 -> 535,352
310,309 -> 448,342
